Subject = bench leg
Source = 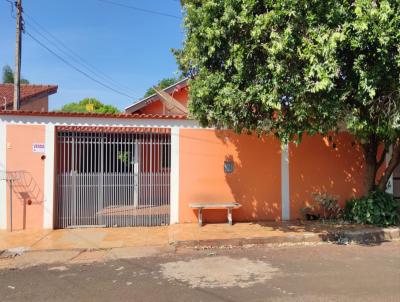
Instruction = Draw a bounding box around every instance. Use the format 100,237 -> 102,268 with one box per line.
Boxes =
198,208 -> 203,226
227,208 -> 233,225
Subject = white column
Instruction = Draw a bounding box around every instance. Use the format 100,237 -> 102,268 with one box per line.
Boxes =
386,145 -> 393,194
0,122 -> 7,229
281,143 -> 290,220
43,124 -> 55,229
170,127 -> 180,224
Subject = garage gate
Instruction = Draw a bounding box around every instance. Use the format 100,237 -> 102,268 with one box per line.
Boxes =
55,128 -> 171,228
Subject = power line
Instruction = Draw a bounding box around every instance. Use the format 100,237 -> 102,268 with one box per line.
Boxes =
3,1 -> 136,100
23,12 -> 136,96
25,31 -> 135,99
3,0 -> 15,18
96,0 -> 181,19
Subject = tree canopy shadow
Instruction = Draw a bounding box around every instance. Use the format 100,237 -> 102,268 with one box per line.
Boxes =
212,130 -> 388,246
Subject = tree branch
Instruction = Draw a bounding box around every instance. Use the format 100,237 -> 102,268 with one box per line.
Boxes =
376,146 -> 387,171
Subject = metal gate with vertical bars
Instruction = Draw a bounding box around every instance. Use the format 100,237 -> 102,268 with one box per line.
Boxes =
56,128 -> 171,228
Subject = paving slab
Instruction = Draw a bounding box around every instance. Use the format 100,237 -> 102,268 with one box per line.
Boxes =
0,229 -> 53,251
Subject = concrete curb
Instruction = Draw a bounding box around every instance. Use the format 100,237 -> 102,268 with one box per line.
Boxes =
172,227 -> 400,248
0,244 -> 176,260
322,227 -> 400,244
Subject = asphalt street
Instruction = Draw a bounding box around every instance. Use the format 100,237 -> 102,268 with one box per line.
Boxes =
0,241 -> 399,302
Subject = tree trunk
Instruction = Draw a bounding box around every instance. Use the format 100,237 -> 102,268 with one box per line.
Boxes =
362,137 -> 378,193
362,136 -> 400,193
377,138 -> 400,191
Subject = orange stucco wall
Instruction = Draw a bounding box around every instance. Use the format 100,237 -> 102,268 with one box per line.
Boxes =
179,129 -> 282,223
6,124 -> 45,230
289,133 -> 368,220
2,120 -> 391,229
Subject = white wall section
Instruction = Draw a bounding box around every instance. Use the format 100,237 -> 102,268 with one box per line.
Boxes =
170,127 -> 180,224
0,115 -> 200,128
281,144 -> 290,220
43,124 -> 55,229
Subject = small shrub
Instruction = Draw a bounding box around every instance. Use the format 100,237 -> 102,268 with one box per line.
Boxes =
312,193 -> 342,219
299,192 -> 341,221
343,199 -> 356,221
344,191 -> 400,226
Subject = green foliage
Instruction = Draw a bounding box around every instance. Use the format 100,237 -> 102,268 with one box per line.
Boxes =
117,151 -> 133,165
58,98 -> 120,114
344,191 -> 400,226
143,77 -> 183,98
176,0 -> 400,145
2,65 -> 14,84
2,65 -> 29,84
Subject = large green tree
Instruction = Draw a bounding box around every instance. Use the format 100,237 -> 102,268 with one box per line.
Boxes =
2,65 -> 29,84
58,98 -> 120,114
176,0 -> 400,193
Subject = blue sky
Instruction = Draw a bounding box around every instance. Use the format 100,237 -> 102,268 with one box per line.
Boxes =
0,0 -> 184,111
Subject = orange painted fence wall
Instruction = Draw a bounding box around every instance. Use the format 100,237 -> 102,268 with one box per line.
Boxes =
6,124 -> 45,230
179,129 -> 282,223
179,129 -> 373,223
289,132 -> 368,220
1,124 -> 387,229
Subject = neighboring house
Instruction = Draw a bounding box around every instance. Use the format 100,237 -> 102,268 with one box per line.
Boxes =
125,78 -> 188,115
0,84 -> 58,112
0,79 -> 398,230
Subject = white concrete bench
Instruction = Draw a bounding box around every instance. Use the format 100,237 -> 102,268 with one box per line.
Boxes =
189,202 -> 241,226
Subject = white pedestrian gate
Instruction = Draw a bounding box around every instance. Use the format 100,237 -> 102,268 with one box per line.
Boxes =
55,128 -> 171,228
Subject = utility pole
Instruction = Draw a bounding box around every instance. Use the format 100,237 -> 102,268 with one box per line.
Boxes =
13,0 -> 23,111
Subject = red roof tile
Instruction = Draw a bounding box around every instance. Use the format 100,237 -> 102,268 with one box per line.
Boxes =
0,84 -> 58,107
0,110 -> 187,120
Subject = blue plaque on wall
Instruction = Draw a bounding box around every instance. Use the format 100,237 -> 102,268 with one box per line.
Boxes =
224,160 -> 234,173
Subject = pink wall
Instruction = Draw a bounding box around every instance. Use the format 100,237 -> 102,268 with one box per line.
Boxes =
6,125 -> 45,230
